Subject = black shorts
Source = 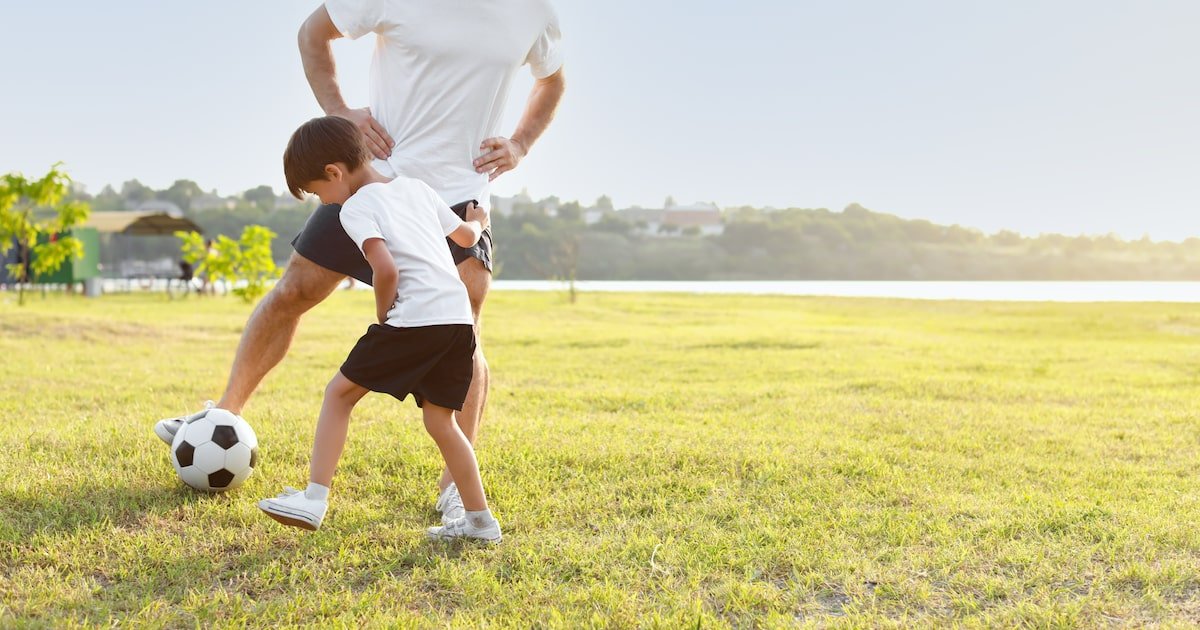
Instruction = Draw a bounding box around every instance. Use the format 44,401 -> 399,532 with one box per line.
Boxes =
340,324 -> 476,410
291,199 -> 492,285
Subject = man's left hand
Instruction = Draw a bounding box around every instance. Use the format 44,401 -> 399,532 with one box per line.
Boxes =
474,137 -> 527,181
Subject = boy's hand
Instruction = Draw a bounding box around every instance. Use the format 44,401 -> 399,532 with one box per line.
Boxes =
465,202 -> 490,232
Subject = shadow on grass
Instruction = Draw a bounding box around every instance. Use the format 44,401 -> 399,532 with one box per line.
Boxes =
0,483 -> 208,541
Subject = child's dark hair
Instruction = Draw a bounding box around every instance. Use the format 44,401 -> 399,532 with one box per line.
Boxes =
283,116 -> 372,199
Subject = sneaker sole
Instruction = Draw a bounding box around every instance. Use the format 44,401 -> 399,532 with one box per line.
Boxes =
259,506 -> 320,531
153,422 -> 178,446
425,531 -> 502,544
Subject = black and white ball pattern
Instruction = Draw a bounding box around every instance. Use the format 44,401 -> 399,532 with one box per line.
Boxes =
170,409 -> 259,492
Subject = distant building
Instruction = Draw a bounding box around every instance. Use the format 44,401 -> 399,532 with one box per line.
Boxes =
664,201 -> 723,236
134,200 -> 184,216
620,207 -> 665,235
490,194 -> 515,216
489,194 -> 724,237
191,192 -> 235,211
616,202 -> 723,237
489,189 -> 536,216
583,206 -> 616,225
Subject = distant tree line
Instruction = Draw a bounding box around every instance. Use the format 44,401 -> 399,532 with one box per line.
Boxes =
72,181 -> 1200,280
498,202 -> 1200,281
72,179 -> 315,271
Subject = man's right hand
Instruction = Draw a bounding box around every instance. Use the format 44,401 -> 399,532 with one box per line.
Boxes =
465,202 -> 490,232
331,107 -> 394,160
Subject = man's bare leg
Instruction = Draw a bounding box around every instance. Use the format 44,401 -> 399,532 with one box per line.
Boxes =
217,254 -> 346,414
438,257 -> 491,491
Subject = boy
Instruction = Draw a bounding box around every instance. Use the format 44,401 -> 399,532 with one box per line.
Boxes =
257,116 -> 500,542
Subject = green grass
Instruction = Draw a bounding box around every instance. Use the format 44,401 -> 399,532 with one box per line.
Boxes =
3,289 -> 1200,627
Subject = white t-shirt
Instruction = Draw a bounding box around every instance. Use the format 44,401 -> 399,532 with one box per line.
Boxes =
325,0 -> 564,206
339,177 -> 474,328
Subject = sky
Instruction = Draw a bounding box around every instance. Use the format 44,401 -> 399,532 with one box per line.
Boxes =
1,1 -> 1198,240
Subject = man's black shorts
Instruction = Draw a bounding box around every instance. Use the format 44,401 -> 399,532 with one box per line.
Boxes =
291,199 -> 492,285
340,323 -> 476,410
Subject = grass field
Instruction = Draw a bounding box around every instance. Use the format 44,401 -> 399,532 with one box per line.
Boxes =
3,289 -> 1200,627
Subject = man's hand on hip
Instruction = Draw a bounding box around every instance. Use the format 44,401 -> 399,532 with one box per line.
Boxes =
332,107 -> 394,160
474,137 -> 526,182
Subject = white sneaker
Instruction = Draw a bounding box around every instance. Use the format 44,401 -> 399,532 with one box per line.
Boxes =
258,487 -> 328,531
426,515 -> 502,543
154,401 -> 215,445
435,483 -> 466,525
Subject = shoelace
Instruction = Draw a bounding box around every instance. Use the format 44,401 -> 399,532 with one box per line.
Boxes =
277,487 -> 301,499
179,400 -> 215,424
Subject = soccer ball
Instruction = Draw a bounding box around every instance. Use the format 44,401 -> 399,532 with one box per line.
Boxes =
170,409 -> 259,492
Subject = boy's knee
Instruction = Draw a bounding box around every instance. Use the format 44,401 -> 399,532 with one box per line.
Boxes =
423,415 -> 452,437
324,375 -> 359,402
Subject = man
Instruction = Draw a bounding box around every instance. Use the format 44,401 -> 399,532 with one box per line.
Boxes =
155,0 -> 565,524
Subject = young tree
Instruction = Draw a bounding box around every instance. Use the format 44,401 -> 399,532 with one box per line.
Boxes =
177,224 -> 280,303
0,164 -> 91,305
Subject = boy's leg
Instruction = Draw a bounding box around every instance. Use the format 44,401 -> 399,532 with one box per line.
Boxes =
154,254 -> 346,446
258,370 -> 367,531
423,402 -> 488,512
437,257 -> 491,491
217,254 -> 345,414
310,371 -> 370,487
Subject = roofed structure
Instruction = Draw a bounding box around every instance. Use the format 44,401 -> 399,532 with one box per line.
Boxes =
85,211 -> 203,235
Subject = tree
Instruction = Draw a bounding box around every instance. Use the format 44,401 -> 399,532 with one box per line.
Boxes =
177,224 -> 280,303
557,200 -> 582,223
90,185 -> 125,213
0,164 -> 91,305
161,179 -> 203,211
120,179 -> 154,205
594,195 -> 613,211
243,185 -> 276,211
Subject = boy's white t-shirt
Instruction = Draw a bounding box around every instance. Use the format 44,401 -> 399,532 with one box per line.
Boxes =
324,0 -> 563,205
339,177 -> 474,328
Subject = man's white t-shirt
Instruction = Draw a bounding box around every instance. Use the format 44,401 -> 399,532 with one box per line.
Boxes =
325,0 -> 564,206
339,177 -> 474,328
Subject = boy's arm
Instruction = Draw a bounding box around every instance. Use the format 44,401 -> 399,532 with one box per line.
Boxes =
361,238 -> 398,324
446,202 -> 490,248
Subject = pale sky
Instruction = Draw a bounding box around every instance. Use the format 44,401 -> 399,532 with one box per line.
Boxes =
2,1 -> 1198,239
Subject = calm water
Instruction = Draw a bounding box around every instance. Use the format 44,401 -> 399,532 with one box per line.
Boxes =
490,280 -> 1200,303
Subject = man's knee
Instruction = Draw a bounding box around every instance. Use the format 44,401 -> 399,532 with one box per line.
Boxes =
474,347 -> 489,375
271,255 -> 344,313
456,258 -> 491,320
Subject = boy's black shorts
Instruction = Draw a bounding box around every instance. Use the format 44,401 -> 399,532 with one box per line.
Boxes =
340,323 -> 476,411
291,199 -> 492,285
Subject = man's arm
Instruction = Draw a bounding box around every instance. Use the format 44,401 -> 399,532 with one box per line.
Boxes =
447,202 -> 490,248
298,5 -> 394,159
474,68 -> 566,181
361,238 -> 398,323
